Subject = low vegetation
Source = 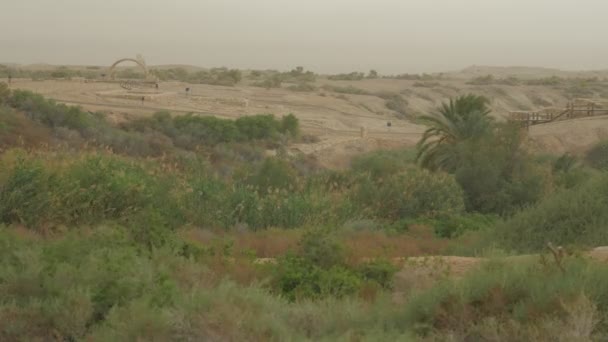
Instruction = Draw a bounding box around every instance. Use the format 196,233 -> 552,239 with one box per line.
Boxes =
2,83 -> 608,339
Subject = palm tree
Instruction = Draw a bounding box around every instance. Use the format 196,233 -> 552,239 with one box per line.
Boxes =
416,94 -> 493,171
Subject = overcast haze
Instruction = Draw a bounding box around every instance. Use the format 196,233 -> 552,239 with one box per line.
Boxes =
1,0 -> 607,73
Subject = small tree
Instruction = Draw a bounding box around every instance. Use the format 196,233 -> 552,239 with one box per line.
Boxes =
416,94 -> 493,171
280,113 -> 299,138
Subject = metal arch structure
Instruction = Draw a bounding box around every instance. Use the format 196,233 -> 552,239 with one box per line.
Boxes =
107,55 -> 149,80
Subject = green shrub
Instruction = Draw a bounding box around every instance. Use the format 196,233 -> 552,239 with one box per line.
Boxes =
0,225 -> 413,340
496,173 -> 608,252
453,125 -> 552,215
235,114 -> 280,140
0,151 -> 184,233
351,149 -> 415,180
10,90 -> 95,131
247,157 -> 298,192
352,167 -> 465,221
404,258 -> 608,339
271,229 -> 399,301
586,140 -> 608,170
430,213 -> 496,238
0,155 -> 56,227
280,113 -> 300,137
173,114 -> 240,146
272,229 -> 358,301
357,259 -> 399,289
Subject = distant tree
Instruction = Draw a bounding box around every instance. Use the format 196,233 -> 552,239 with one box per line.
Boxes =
367,70 -> 379,79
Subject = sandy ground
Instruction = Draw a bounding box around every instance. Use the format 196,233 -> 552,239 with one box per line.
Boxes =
7,72 -> 608,166
9,78 -> 425,168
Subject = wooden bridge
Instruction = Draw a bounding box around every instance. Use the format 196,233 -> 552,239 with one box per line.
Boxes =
509,98 -> 608,128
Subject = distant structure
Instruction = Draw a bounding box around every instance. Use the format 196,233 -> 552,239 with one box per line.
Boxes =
509,98 -> 608,129
107,54 -> 151,81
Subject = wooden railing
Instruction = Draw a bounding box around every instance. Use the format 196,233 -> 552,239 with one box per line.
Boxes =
509,99 -> 608,128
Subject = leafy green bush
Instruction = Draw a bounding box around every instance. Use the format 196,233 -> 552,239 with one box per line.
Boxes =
357,259 -> 399,289
234,114 -> 280,140
430,213 -> 496,238
452,125 -> 552,215
10,90 -> 95,131
0,150 -> 184,232
271,229 -> 397,301
0,225 -> 413,340
352,167 -> 465,221
496,172 -> 608,252
0,227 -> 181,341
280,113 -> 300,138
246,157 -> 298,192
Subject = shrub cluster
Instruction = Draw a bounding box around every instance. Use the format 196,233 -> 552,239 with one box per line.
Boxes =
321,84 -> 371,95
250,67 -> 316,89
327,72 -> 365,81
3,89 -> 300,157
351,168 -> 465,221
151,67 -> 242,86
126,111 -> 299,148
495,172 -> 608,252
404,258 -> 608,340
272,229 -> 398,301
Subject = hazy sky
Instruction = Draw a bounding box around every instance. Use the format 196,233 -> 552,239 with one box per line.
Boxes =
1,0 -> 607,73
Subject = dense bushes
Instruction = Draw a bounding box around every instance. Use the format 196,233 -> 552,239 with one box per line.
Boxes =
351,167 -> 465,221
351,149 -> 415,180
0,150 -> 347,232
0,227 -> 414,340
0,150 -> 183,236
453,127 -> 552,214
404,258 -> 608,340
417,95 -> 553,215
128,112 -> 299,148
495,173 -> 608,252
5,86 -> 608,339
2,89 -> 300,156
272,229 -> 398,301
151,67 -> 242,86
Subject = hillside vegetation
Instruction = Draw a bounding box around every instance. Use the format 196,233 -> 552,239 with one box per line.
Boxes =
2,81 -> 608,340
